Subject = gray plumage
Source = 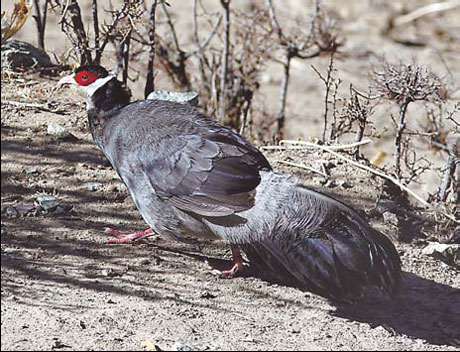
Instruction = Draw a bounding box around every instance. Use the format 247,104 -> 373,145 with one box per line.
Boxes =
81,71 -> 401,301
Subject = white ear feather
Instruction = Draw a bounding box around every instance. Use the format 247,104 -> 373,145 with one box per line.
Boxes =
81,75 -> 115,97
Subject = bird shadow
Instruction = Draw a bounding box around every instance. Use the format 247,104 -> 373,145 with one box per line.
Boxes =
335,271 -> 459,347
152,243 -> 460,347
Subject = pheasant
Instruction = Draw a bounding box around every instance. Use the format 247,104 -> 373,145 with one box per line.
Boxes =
58,65 -> 401,301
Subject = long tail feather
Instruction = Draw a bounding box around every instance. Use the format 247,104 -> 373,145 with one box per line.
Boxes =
240,185 -> 401,301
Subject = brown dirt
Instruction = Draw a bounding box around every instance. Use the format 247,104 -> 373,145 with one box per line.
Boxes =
1,78 -> 459,351
2,0 -> 460,350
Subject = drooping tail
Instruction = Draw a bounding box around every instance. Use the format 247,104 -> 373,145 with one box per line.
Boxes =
240,185 -> 401,301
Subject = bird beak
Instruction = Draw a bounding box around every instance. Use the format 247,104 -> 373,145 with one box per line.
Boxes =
57,73 -> 76,87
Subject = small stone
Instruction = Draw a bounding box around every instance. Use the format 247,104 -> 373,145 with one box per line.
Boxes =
15,204 -> 36,216
449,192 -> 458,204
6,206 -> 19,218
101,268 -> 123,277
172,341 -> 196,351
108,184 -> 125,193
47,122 -> 69,137
376,199 -> 399,214
382,212 -> 399,227
85,182 -> 104,192
147,90 -> 199,106
200,291 -> 217,299
336,179 -> 352,189
52,205 -> 75,217
313,177 -> 328,185
35,194 -> 60,212
24,167 -> 39,175
324,179 -> 337,188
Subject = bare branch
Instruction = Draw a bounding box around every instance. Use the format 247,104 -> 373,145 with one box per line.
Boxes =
160,0 -> 183,55
59,0 -> 92,64
32,0 -> 49,50
92,0 -> 100,64
219,0 -> 231,125
144,0 -> 158,98
392,0 -> 460,27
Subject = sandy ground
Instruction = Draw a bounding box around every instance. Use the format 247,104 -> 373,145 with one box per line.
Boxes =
2,0 -> 460,350
1,79 -> 459,351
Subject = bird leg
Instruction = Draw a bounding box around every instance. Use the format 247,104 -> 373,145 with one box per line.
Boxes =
219,244 -> 246,278
105,227 -> 154,244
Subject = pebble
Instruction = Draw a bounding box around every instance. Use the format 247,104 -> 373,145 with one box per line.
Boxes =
24,167 -> 39,175
335,179 -> 352,189
35,194 -> 60,212
147,90 -> 199,106
47,122 -> 69,137
85,182 -> 104,192
200,291 -> 217,299
172,341 -> 196,351
382,211 -> 399,227
6,206 -> 19,218
15,204 -> 36,216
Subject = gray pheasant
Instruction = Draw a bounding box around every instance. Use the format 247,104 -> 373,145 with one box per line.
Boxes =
58,65 -> 401,301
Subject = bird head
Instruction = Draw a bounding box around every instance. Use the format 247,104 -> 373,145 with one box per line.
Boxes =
57,65 -> 114,97
57,65 -> 131,112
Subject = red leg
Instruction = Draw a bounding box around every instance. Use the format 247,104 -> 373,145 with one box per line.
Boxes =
219,244 -> 246,278
105,227 -> 154,244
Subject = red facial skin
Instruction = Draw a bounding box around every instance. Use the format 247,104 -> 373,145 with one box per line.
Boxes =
74,70 -> 99,86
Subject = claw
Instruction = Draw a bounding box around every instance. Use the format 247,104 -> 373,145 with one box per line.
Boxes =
210,244 -> 247,278
219,260 -> 246,278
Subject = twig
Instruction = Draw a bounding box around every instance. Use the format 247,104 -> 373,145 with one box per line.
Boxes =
95,2 -> 129,64
311,53 -> 336,143
347,85 -> 372,159
276,55 -> 290,135
161,0 -> 182,54
198,14 -> 223,51
156,2 -> 190,89
121,31 -> 131,85
32,0 -> 49,50
266,0 -> 323,137
395,99 -> 410,179
438,155 -> 455,202
92,0 -> 101,64
144,0 -> 158,98
280,139 -> 372,150
60,0 -> 92,64
277,160 -> 328,177
219,0 -> 231,125
392,0 -> 460,27
2,100 -> 65,114
266,0 -> 286,44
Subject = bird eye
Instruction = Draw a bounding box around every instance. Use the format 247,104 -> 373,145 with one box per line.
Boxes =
81,74 -> 89,81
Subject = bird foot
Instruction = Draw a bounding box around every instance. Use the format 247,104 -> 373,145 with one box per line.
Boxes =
219,260 -> 246,278
105,227 -> 154,244
210,244 -> 247,278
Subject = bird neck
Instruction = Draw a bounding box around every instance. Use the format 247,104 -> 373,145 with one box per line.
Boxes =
86,77 -> 131,141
